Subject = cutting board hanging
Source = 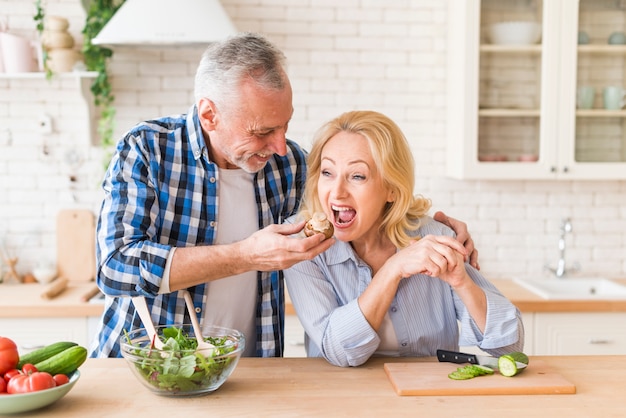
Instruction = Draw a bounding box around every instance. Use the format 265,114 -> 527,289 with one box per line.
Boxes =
56,209 -> 96,282
384,361 -> 576,396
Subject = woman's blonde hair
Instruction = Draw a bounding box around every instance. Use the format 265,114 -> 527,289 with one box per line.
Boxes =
301,110 -> 431,248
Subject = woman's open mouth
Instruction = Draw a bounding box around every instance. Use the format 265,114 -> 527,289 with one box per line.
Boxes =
332,205 -> 356,227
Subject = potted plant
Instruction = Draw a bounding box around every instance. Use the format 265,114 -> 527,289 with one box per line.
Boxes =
33,0 -> 51,78
81,0 -> 124,149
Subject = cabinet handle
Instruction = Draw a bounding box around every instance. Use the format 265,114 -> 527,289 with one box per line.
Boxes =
19,343 -> 46,350
562,166 -> 569,173
588,339 -> 612,344
550,166 -> 557,173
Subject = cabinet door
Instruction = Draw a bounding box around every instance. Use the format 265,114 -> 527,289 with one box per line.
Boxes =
562,0 -> 626,178
521,312 -> 534,355
284,314 -> 307,358
447,0 -> 557,179
534,312 -> 626,355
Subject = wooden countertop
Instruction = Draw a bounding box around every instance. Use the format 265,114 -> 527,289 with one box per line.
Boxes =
21,356 -> 626,417
493,278 -> 626,312
0,282 -> 103,318
1,278 -> 626,319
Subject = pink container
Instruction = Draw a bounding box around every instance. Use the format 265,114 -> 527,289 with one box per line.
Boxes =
0,32 -> 38,73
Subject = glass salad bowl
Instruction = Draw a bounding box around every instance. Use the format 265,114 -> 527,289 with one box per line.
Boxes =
120,324 -> 245,397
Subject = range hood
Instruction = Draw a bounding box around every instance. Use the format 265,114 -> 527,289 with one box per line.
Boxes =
92,0 -> 237,47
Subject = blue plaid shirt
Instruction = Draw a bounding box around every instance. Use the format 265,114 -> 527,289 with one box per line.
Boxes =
89,104 -> 307,358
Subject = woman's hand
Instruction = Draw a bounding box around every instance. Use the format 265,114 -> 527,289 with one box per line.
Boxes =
434,211 -> 480,270
390,235 -> 467,280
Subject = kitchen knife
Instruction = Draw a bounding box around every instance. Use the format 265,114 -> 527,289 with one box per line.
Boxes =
436,349 -> 527,370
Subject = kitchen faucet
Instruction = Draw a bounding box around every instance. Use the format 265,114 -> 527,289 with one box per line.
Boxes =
545,218 -> 579,278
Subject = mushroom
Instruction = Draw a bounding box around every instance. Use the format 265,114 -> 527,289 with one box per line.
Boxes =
304,212 -> 334,240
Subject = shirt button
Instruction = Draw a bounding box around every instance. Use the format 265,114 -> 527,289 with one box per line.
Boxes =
210,221 -> 216,228
194,150 -> 201,158
195,307 -> 202,314
401,342 -> 407,347
391,307 -> 397,312
209,177 -> 216,183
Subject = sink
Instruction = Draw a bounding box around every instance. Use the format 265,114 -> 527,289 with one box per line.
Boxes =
513,278 -> 626,300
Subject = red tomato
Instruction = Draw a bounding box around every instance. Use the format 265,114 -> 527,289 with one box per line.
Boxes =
7,372 -> 56,394
21,364 -> 37,375
0,377 -> 6,393
0,337 -> 19,374
3,369 -> 21,383
53,374 -> 70,386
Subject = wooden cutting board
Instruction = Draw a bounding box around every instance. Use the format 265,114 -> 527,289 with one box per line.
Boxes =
56,209 -> 96,282
384,361 -> 576,396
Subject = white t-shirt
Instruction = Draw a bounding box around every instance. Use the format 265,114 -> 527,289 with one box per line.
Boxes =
202,168 -> 258,356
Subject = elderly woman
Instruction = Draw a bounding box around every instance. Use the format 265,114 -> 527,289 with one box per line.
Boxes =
284,110 -> 524,367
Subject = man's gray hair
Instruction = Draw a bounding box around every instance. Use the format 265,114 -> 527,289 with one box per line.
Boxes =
194,32 -> 288,108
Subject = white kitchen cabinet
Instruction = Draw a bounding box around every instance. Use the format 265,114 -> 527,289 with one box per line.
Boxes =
520,312 -> 534,354
284,314 -> 307,358
0,317 -> 94,353
447,0 -> 626,179
530,312 -> 626,355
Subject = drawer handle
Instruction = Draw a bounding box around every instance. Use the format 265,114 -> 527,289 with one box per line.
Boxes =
588,339 -> 612,345
20,344 -> 46,350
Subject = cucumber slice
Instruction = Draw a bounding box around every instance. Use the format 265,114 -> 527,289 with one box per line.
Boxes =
474,364 -> 495,375
507,351 -> 530,365
497,351 -> 529,377
448,370 -> 475,380
447,364 -> 495,380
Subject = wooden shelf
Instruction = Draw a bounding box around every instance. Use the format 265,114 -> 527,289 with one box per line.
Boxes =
480,44 -> 542,53
577,44 -> 626,54
478,108 -> 541,117
0,71 -> 98,79
576,109 -> 626,117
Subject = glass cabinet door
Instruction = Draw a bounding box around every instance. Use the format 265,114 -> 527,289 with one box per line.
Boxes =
478,0 -> 544,165
575,0 -> 626,165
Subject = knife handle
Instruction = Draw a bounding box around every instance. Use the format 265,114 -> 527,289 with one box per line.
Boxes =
436,349 -> 478,365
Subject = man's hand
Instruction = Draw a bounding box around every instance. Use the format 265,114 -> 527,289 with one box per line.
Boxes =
433,211 -> 479,270
238,220 -> 335,272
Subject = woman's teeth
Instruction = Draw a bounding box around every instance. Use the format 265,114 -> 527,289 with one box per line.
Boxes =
332,205 -> 356,224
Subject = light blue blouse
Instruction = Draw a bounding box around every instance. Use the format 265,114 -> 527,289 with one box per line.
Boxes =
284,217 -> 524,367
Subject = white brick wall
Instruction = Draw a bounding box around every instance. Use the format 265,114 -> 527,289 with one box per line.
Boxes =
0,0 -> 625,280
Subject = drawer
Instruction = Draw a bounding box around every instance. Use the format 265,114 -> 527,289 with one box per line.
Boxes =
533,313 -> 626,355
0,317 -> 90,353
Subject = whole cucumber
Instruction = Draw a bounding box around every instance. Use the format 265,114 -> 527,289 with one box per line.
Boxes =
17,341 -> 78,369
34,345 -> 88,375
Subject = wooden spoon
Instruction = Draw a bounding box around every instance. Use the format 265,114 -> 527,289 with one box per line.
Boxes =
179,289 -> 215,351
131,296 -> 164,349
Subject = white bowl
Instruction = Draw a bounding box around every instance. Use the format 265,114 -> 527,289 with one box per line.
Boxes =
488,21 -> 542,45
32,266 -> 58,284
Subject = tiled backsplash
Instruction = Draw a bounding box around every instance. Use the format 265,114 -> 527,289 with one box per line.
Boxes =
0,0 -> 624,280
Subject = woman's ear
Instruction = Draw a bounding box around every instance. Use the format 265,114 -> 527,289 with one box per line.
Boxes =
198,98 -> 218,130
387,189 -> 396,203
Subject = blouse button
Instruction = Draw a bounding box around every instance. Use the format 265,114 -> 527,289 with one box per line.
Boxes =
195,307 -> 202,314
209,177 -> 216,183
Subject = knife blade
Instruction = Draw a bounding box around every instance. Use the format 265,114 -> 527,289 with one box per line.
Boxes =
436,349 -> 527,370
